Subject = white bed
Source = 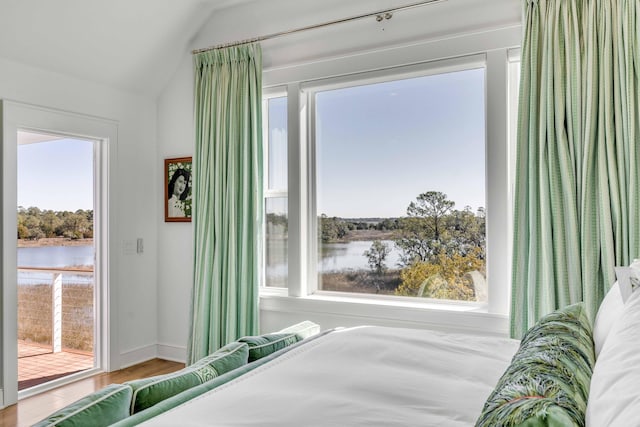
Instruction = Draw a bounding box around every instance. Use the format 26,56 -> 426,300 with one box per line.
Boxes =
140,326 -> 519,426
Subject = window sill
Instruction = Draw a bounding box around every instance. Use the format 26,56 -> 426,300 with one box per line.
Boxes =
259,290 -> 509,337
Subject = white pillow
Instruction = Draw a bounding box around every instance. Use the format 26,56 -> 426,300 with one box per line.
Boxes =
592,281 -> 623,357
586,287 -> 640,426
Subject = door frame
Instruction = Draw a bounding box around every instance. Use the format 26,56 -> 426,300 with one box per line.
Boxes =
0,100 -> 119,406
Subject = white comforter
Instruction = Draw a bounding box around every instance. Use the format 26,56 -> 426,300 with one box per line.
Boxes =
142,326 -> 519,426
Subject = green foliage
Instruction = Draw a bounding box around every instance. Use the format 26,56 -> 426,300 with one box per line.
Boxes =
395,247 -> 484,301
395,191 -> 485,265
17,206 -> 93,240
364,240 -> 391,276
319,214 -> 350,243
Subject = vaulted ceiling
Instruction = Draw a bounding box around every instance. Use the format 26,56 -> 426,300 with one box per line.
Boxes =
0,0 -> 521,100
0,0 -> 254,98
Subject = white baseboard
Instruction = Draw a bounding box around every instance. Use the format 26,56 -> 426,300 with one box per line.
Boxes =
119,344 -> 158,369
157,343 -> 187,364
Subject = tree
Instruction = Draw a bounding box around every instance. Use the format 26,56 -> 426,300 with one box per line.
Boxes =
16,207 -> 94,240
445,206 -> 485,257
319,214 -> 349,243
364,240 -> 391,276
41,210 -> 63,238
406,191 -> 454,242
395,247 -> 484,301
395,191 -> 485,265
62,212 -> 91,239
395,191 -> 455,265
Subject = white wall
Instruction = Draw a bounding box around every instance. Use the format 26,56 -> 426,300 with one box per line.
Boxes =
0,56 -> 159,368
156,0 -> 522,361
156,55 -> 195,362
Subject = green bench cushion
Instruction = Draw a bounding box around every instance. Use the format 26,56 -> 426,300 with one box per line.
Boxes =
238,333 -> 301,362
239,321 -> 320,362
33,383 -> 132,427
125,341 -> 248,414
111,329 -> 332,427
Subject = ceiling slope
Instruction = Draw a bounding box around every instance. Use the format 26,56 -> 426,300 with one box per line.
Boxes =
0,0 -> 252,98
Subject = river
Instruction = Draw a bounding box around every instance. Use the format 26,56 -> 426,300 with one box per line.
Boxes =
17,245 -> 94,268
320,240 -> 402,272
265,239 -> 402,286
17,245 -> 94,286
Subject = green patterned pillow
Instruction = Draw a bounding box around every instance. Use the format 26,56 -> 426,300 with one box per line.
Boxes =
476,302 -> 595,427
125,341 -> 248,414
33,383 -> 132,427
238,332 -> 301,362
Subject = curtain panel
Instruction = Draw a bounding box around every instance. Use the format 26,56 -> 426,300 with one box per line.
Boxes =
188,43 -> 263,363
511,0 -> 640,337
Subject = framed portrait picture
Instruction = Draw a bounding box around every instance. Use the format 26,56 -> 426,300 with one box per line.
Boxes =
165,157 -> 192,222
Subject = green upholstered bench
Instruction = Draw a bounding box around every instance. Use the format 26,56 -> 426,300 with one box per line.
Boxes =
34,321 -> 321,426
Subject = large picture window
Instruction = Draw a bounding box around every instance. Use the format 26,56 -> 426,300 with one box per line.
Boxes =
313,67 -> 486,301
262,46 -> 515,318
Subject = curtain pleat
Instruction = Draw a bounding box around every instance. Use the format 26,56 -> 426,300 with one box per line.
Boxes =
511,0 -> 640,337
188,44 -> 263,363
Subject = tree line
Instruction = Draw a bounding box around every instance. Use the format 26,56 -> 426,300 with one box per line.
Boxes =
17,206 -> 93,240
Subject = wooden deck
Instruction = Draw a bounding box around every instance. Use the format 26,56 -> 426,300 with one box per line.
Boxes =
18,341 -> 94,390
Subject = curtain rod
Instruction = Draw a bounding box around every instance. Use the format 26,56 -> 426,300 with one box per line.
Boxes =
192,0 -> 447,55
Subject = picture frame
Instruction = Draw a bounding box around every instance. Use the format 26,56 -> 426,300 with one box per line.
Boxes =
164,157 -> 193,222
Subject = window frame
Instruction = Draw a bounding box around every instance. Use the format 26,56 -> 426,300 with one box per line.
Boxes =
262,87 -> 289,292
261,26 -> 519,331
303,54 -> 488,305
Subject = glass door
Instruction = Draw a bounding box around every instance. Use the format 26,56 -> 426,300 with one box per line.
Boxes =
16,131 -> 97,391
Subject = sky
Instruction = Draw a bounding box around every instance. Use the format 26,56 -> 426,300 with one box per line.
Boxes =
269,67 -> 486,218
17,137 -> 94,211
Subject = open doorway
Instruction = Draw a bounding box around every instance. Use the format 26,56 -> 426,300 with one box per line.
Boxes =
16,131 -> 97,391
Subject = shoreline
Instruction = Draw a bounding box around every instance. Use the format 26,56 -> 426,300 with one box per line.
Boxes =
18,237 -> 93,248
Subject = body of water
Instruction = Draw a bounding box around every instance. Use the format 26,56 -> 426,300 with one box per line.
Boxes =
320,240 -> 402,272
265,239 -> 402,286
17,245 -> 95,287
17,245 -> 94,268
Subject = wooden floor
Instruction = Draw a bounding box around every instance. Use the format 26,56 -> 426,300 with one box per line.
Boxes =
0,358 -> 184,427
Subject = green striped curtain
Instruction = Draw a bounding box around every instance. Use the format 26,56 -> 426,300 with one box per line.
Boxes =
511,0 -> 640,338
188,43 -> 263,364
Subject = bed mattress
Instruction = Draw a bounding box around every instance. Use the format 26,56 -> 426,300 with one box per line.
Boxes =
141,326 -> 519,426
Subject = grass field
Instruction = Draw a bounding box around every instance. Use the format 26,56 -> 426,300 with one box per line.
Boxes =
18,283 -> 93,352
321,269 -> 402,295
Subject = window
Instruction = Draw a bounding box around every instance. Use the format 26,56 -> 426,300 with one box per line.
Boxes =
313,67 -> 486,301
263,94 -> 288,288
261,33 -> 517,320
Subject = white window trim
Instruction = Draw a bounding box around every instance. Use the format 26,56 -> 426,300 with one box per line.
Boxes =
262,87 -> 289,292
261,25 -> 521,335
303,54 -> 489,310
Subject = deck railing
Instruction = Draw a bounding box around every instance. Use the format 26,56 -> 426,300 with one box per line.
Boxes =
17,267 -> 94,354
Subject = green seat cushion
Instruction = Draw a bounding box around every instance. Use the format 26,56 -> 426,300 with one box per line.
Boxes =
33,383 -> 132,427
125,341 -> 248,414
238,332 -> 302,362
476,302 -> 595,427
